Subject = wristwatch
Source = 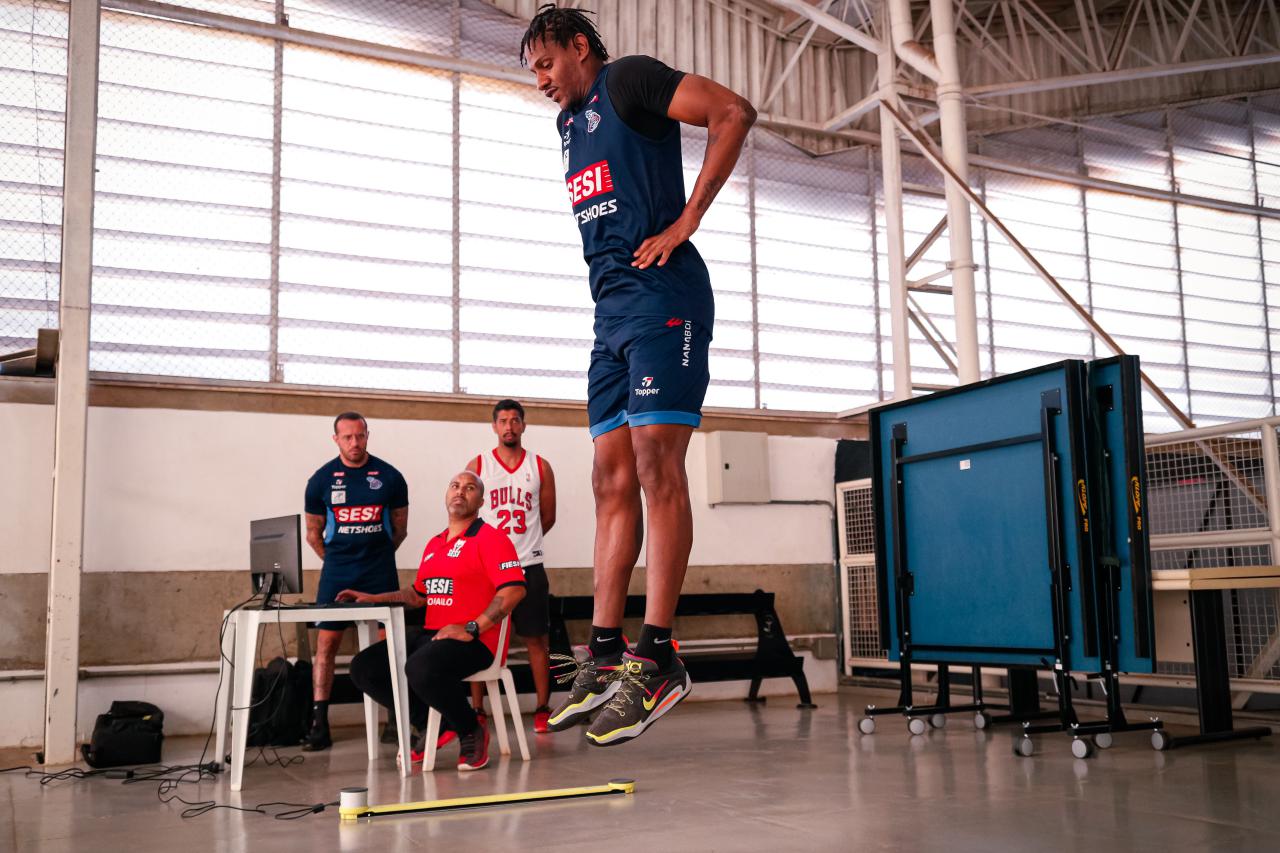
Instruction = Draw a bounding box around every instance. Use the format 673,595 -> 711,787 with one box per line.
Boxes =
465,620 -> 481,640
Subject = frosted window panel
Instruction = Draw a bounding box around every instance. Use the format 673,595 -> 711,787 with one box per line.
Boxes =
91,350 -> 270,380
460,270 -> 590,310
459,304 -> 594,341
461,339 -> 585,372
279,326 -> 451,364
94,275 -> 269,314
460,372 -> 585,400
279,290 -> 450,330
286,361 -> 452,393
93,312 -> 268,350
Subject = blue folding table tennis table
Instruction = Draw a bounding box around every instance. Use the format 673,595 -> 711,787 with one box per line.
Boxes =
860,357 -> 1161,757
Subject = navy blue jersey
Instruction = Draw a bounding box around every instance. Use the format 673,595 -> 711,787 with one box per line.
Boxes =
558,59 -> 713,325
304,454 -> 408,574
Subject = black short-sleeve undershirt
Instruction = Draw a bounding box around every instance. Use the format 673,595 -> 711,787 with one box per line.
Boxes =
605,55 -> 686,141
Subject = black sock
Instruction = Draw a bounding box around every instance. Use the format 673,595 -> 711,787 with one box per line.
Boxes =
312,700 -> 330,728
635,624 -> 674,669
588,625 -> 624,659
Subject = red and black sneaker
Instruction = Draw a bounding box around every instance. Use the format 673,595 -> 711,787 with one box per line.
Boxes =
533,706 -> 552,733
457,723 -> 490,771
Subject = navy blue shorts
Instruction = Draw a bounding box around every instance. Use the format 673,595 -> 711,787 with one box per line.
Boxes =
587,314 -> 712,439
314,562 -> 400,631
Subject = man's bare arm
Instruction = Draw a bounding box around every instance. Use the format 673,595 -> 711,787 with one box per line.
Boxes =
304,512 -> 326,559
631,75 -> 756,270
336,586 -> 428,608
389,506 -> 409,550
433,585 -> 526,642
477,585 -> 527,633
539,458 -> 557,535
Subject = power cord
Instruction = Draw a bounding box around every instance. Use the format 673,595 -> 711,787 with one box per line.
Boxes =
1,594 -> 327,822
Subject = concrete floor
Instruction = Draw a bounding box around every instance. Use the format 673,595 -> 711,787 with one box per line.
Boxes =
3,687 -> 1279,852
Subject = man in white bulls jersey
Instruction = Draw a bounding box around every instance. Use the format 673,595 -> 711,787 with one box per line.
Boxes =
466,399 -> 558,732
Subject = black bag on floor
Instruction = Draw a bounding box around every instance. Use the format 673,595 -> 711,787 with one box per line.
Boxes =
81,700 -> 164,768
247,656 -> 313,747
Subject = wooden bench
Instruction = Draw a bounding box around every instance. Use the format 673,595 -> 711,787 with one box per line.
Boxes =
545,589 -> 817,708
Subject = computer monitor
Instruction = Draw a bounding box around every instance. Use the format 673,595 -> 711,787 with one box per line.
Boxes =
250,515 -> 302,605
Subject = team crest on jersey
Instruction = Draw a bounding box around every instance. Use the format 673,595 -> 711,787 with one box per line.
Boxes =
586,108 -> 601,133
367,476 -> 382,490
331,490 -> 346,504
447,539 -> 466,558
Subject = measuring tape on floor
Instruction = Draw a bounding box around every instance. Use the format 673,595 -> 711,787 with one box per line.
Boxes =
338,779 -> 636,821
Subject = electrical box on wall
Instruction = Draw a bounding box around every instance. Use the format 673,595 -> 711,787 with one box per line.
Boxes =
705,431 -> 771,505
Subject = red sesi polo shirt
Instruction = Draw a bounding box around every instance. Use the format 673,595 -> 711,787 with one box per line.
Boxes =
412,517 -> 525,659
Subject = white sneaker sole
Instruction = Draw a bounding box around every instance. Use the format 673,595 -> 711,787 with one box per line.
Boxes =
586,675 -> 693,747
547,679 -> 621,731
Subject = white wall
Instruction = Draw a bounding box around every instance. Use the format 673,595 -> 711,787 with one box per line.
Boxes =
3,401 -> 836,575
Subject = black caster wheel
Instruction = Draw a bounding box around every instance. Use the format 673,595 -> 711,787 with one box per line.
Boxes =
929,713 -> 947,729
1014,736 -> 1035,757
908,717 -> 928,736
858,717 -> 876,735
1071,737 -> 1094,759
1091,732 -> 1113,750
1151,730 -> 1171,751
974,712 -> 991,730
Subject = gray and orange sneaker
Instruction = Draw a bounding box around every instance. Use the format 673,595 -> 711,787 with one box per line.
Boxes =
585,653 -> 692,747
546,647 -> 624,732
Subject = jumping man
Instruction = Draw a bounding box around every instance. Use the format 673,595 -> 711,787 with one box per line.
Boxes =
521,4 -> 756,745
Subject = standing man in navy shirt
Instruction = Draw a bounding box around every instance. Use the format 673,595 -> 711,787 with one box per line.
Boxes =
521,5 -> 755,746
302,411 -> 409,750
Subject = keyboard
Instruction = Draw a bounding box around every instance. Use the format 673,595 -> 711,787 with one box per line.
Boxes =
270,601 -> 404,610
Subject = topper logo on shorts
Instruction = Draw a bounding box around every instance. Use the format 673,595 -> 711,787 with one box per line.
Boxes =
334,505 -> 383,524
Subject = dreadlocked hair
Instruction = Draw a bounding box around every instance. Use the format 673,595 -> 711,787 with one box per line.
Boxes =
519,4 -> 609,67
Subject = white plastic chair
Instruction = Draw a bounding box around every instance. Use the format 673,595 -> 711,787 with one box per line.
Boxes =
423,615 -> 531,771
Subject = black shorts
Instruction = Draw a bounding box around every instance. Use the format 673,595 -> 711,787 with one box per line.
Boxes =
511,563 -> 550,638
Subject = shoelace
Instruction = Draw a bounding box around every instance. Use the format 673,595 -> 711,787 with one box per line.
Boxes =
599,660 -> 649,717
549,653 -> 589,685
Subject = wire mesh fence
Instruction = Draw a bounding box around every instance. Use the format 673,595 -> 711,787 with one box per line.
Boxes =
838,479 -> 882,664
1146,422 -> 1280,684
0,0 -> 65,351
1,0 -> 1278,421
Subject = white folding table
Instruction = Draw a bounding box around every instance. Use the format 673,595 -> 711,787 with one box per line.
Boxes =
213,604 -> 412,791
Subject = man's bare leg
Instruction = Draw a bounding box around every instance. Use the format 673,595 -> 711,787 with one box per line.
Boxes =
631,424 -> 694,628
591,426 -> 644,632
582,423 -> 695,746
525,635 -> 552,708
304,627 -> 344,750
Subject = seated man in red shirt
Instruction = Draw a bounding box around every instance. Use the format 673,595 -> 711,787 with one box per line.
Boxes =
341,469 -> 525,771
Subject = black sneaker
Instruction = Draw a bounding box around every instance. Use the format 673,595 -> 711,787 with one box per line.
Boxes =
546,647 -> 624,732
585,653 -> 691,747
457,724 -> 490,771
380,718 -> 399,745
301,719 -> 332,752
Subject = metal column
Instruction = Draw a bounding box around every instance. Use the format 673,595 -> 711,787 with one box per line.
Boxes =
45,0 -> 100,766
877,12 -> 911,401
928,0 -> 980,384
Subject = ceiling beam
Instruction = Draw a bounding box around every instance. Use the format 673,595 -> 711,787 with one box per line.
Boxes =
967,48 -> 1280,98
765,0 -> 884,53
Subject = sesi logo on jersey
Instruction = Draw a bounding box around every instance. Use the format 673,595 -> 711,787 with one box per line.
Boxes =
567,160 -> 614,206
334,505 -> 384,523
419,577 -> 454,595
